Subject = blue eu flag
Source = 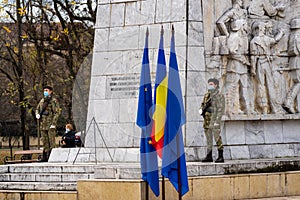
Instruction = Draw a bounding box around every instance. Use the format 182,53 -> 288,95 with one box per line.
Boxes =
136,28 -> 160,197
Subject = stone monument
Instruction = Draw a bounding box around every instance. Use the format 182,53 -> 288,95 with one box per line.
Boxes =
49,0 -> 300,163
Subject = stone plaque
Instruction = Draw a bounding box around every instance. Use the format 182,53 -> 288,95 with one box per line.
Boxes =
106,74 -> 140,98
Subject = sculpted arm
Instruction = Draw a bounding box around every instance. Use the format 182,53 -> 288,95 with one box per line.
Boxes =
216,10 -> 234,36
274,29 -> 284,43
295,33 -> 300,56
262,1 -> 282,17
250,40 -> 258,75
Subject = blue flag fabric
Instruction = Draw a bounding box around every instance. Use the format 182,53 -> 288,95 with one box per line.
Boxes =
136,29 -> 160,197
161,27 -> 189,196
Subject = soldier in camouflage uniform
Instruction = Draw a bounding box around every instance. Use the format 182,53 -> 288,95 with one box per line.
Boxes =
199,78 -> 225,163
36,86 -> 61,161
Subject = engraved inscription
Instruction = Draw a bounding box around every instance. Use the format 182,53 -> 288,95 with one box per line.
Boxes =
106,75 -> 140,98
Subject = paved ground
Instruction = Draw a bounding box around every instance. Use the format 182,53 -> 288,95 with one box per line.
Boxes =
248,196 -> 300,199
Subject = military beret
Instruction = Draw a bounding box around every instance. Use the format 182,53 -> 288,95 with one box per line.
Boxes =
43,85 -> 53,91
208,78 -> 219,86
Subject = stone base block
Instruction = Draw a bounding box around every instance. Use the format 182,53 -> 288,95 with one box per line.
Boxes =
48,147 -> 139,163
48,144 -> 300,163
77,179 -> 146,200
77,171 -> 300,200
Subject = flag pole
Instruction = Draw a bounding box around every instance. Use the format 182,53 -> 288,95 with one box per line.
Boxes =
160,25 -> 166,200
162,176 -> 165,200
172,24 -> 182,200
145,27 -> 150,200
146,181 -> 149,200
177,133 -> 182,200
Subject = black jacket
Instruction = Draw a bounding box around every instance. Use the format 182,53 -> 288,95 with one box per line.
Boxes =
61,130 -> 76,148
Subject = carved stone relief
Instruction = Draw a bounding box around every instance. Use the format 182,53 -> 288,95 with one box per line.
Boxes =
283,18 -> 300,113
211,0 -> 300,116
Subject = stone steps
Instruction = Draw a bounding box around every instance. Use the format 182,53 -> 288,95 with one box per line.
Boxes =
93,157 -> 300,179
0,182 -> 77,191
0,173 -> 93,182
0,157 -> 300,192
0,163 -> 97,191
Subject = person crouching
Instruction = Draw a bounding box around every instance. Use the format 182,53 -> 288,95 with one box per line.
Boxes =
61,124 -> 76,148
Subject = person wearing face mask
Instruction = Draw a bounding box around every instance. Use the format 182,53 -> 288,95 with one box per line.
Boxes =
61,124 -> 76,148
36,86 -> 61,161
199,78 -> 225,163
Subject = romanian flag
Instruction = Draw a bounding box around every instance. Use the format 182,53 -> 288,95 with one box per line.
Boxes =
137,28 -> 160,197
161,26 -> 189,196
151,27 -> 168,158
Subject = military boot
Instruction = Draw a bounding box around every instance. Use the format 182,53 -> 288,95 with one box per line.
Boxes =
201,150 -> 213,162
215,149 -> 224,163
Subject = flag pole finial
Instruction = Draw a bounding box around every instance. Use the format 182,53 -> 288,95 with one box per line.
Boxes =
171,25 -> 175,33
161,25 -> 164,35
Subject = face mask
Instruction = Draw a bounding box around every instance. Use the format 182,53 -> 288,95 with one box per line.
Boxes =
66,128 -> 70,132
208,85 -> 215,91
44,91 -> 49,97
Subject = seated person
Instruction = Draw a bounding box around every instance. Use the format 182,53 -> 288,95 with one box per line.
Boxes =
61,124 -> 76,148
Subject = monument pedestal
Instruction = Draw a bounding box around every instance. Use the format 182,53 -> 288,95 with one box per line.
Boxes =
49,114 -> 300,163
79,0 -> 300,164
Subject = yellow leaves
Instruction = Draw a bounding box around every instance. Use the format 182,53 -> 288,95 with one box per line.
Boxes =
2,26 -> 11,33
13,47 -> 18,53
2,0 -> 8,4
4,43 -> 19,53
61,28 -> 69,35
50,34 -> 60,41
71,1 -> 77,5
28,107 -> 33,114
17,7 -> 26,16
50,28 -> 69,41
21,34 -> 28,39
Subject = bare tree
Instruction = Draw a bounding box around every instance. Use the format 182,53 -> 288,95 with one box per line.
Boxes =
0,0 -> 96,149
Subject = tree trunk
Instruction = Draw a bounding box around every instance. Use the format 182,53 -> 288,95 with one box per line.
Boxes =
16,0 -> 29,150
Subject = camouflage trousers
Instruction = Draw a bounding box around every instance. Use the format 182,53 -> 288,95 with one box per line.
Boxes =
204,127 -> 223,151
41,129 -> 56,153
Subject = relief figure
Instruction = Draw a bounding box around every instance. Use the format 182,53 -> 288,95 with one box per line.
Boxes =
216,0 -> 255,115
217,0 -> 248,37
283,20 -> 300,114
250,21 -> 285,114
224,19 -> 256,115
248,0 -> 286,19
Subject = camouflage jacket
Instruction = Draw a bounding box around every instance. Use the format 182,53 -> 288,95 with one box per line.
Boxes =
36,96 -> 61,130
201,89 -> 225,128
